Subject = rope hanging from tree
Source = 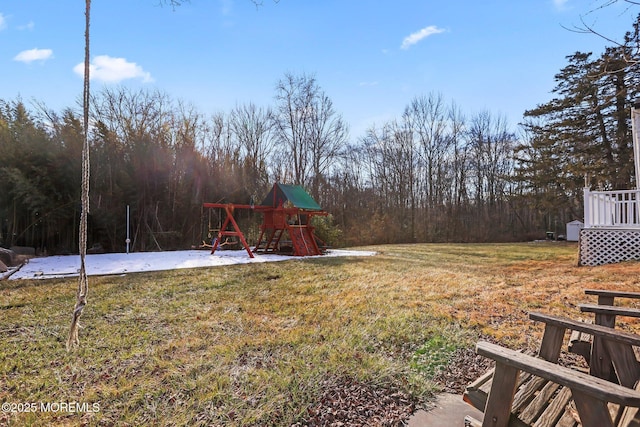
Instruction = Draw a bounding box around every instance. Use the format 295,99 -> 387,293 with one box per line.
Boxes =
67,0 -> 91,350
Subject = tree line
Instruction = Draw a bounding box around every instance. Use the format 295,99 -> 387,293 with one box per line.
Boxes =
2,16 -> 640,253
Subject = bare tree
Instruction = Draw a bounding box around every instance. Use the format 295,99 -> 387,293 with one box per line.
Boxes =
468,111 -> 515,212
229,102 -> 275,195
360,120 -> 417,242
447,102 -> 469,209
308,92 -> 349,202
403,93 -> 450,210
273,73 -> 317,188
273,72 -> 348,202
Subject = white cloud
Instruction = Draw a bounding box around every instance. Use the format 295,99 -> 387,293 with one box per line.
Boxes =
0,13 -> 7,31
401,25 -> 445,50
220,0 -> 233,16
553,0 -> 570,10
73,55 -> 153,83
14,48 -> 53,63
18,21 -> 35,31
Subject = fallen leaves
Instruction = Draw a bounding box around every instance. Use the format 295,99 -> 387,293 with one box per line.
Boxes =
294,376 -> 416,427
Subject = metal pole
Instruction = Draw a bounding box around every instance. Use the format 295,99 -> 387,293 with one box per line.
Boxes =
126,205 -> 130,254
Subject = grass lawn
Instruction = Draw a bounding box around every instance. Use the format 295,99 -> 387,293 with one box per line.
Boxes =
3,242 -> 640,426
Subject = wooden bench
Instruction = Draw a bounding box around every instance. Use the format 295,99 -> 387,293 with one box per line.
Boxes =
465,341 -> 640,427
464,312 -> 640,426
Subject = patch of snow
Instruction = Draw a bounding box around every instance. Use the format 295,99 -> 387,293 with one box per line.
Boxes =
8,249 -> 376,280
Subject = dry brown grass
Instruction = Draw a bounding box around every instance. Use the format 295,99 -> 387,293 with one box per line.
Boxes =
2,242 -> 640,426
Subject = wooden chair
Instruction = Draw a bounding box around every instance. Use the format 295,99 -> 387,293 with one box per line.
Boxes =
464,312 -> 640,426
579,289 -> 640,330
531,312 -> 640,388
465,341 -> 640,427
577,289 -> 640,381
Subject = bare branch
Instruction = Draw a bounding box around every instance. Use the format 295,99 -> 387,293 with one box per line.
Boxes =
562,15 -> 626,47
566,0 -> 638,43
562,1 -> 640,68
155,0 -> 190,11
250,0 -> 280,8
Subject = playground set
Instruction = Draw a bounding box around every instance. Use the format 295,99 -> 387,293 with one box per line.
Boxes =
202,183 -> 328,258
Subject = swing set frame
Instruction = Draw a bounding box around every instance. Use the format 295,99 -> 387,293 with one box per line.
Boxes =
202,203 -> 258,258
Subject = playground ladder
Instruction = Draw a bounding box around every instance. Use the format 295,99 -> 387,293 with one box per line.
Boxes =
255,228 -> 284,254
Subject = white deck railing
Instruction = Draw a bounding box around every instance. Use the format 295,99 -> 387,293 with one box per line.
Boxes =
584,188 -> 640,228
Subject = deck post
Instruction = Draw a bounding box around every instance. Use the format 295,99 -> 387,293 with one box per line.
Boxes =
584,187 -> 592,228
632,102 -> 640,190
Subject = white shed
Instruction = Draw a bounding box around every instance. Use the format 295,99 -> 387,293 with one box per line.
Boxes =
566,220 -> 584,242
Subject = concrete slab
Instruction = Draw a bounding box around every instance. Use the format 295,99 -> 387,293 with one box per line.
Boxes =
407,393 -> 483,426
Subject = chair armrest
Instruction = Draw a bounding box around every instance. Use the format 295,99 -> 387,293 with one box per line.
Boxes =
585,289 -> 640,300
579,304 -> 640,319
529,312 -> 640,347
476,341 -> 640,407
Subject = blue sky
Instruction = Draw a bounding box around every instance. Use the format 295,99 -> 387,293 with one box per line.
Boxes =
0,0 -> 638,139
